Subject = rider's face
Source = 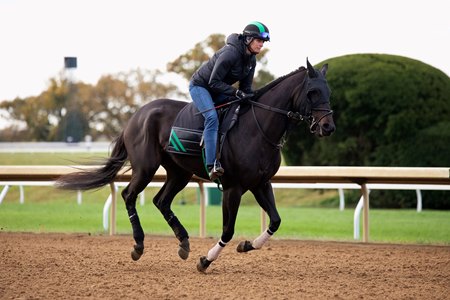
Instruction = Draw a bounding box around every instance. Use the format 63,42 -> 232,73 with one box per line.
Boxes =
248,38 -> 265,54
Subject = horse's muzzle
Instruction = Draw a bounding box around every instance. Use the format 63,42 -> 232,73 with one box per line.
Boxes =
310,110 -> 335,136
318,121 -> 336,136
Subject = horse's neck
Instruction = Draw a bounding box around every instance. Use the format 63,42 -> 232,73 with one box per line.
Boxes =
253,71 -> 305,140
264,72 -> 303,109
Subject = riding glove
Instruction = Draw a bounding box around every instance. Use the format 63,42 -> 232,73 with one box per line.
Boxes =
235,90 -> 254,101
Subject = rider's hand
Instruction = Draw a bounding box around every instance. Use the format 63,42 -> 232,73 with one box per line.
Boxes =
235,90 -> 254,101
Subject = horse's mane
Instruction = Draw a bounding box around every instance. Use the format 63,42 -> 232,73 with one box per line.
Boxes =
254,66 -> 306,100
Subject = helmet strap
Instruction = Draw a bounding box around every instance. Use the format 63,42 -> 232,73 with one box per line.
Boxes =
244,36 -> 258,55
244,36 -> 253,45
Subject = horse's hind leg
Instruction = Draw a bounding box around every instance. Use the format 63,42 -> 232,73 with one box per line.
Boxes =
121,168 -> 154,261
153,164 -> 192,260
237,181 -> 281,253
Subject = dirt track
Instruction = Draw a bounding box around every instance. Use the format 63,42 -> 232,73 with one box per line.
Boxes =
0,232 -> 449,299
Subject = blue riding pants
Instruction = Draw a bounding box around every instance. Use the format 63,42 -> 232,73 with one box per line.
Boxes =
189,84 -> 227,166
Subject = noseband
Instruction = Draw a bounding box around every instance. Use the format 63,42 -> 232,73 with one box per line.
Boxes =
248,76 -> 333,147
308,107 -> 334,133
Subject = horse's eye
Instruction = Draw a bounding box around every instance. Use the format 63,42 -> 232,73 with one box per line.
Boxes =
308,90 -> 319,100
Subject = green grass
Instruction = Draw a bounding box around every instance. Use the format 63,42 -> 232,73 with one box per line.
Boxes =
1,152 -> 449,245
0,152 -> 110,165
1,198 -> 449,245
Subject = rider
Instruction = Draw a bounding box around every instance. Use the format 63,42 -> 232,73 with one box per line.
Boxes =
189,21 -> 270,181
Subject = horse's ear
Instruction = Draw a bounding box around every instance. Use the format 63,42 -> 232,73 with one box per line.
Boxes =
306,58 -> 317,78
320,64 -> 328,76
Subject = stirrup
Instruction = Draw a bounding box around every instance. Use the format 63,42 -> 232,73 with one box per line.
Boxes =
208,160 -> 224,181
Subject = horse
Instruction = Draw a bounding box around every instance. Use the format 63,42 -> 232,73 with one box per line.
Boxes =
56,59 -> 335,272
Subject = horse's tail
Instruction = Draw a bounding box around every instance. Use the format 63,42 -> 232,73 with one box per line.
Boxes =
55,133 -> 128,191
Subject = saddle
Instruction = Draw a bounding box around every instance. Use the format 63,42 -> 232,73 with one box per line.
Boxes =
166,102 -> 241,157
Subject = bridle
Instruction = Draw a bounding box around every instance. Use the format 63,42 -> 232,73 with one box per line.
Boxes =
248,74 -> 333,148
308,107 -> 334,133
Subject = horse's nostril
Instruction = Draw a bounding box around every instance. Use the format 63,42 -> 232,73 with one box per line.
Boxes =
322,123 -> 335,133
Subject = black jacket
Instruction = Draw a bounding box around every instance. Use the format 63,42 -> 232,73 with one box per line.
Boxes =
190,33 -> 256,99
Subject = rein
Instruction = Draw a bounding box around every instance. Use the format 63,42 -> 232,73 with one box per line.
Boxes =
247,75 -> 333,148
248,100 -> 308,149
248,100 -> 307,121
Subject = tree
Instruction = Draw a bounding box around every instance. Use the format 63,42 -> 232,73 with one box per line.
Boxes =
167,34 -> 223,81
88,69 -> 184,139
117,68 -> 186,105
282,54 -> 450,208
0,68 -> 186,141
0,76 -> 70,141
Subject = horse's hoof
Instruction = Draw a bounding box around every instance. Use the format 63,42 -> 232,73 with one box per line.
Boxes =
197,256 -> 212,273
178,238 -> 190,260
236,240 -> 255,253
131,244 -> 144,261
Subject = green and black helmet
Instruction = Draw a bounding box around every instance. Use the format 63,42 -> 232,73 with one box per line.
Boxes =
243,21 -> 270,42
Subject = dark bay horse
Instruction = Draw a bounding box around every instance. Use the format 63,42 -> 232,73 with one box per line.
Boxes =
56,59 -> 335,272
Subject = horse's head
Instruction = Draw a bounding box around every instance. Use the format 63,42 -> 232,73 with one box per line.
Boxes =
300,58 -> 335,137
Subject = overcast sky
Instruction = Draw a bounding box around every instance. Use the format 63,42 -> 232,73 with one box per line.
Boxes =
1,0 -> 449,103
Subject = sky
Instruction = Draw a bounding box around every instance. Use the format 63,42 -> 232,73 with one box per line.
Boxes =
0,0 -> 449,104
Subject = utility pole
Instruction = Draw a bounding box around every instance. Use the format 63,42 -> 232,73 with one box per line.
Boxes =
63,57 -> 77,143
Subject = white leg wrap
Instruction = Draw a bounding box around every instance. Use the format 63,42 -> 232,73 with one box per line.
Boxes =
206,240 -> 226,261
252,230 -> 272,249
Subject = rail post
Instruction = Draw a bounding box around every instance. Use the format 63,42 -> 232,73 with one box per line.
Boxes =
361,183 -> 370,242
109,182 -> 117,236
198,181 -> 206,238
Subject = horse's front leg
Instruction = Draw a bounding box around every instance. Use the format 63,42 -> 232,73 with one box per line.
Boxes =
237,181 -> 281,253
197,187 -> 243,273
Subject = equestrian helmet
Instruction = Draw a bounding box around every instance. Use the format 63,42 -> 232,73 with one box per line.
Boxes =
243,21 -> 270,42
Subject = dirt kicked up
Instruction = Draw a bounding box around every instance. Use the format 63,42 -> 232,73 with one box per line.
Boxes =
1,232 -> 449,299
